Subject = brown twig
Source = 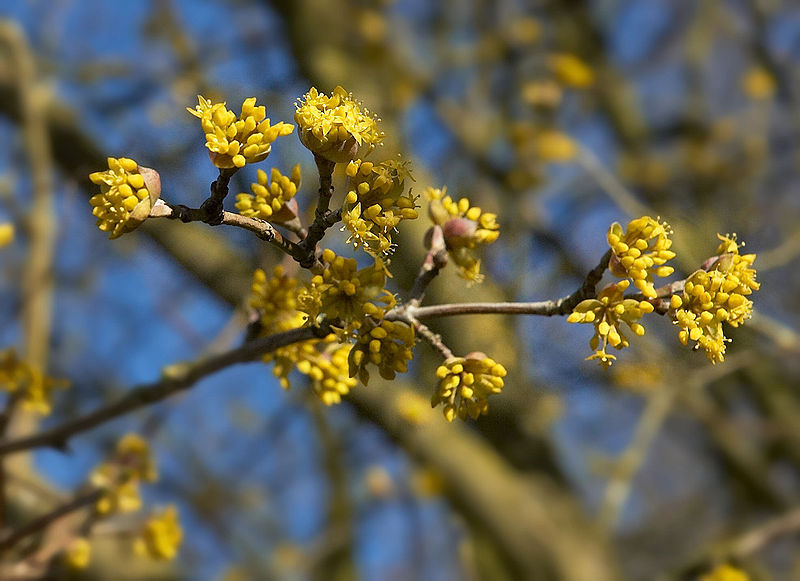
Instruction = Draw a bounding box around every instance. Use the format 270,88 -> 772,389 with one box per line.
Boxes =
400,249 -> 612,320
152,201 -> 306,261
0,394 -> 20,529
410,319 -> 453,360
298,155 -> 338,268
407,225 -> 448,307
0,489 -> 102,554
0,324 -> 333,458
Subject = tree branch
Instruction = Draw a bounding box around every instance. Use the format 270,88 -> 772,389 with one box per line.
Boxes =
0,489 -> 102,554
0,325 -> 332,457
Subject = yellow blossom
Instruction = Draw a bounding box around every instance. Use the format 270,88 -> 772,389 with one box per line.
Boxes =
187,96 -> 294,168
248,268 -> 357,404
672,234 -> 758,363
342,158 -> 418,257
348,319 -> 415,384
134,505 -> 183,561
0,348 -> 68,415
236,165 -> 301,222
548,53 -> 595,88
299,343 -> 357,405
91,433 -> 157,515
298,249 -> 395,335
700,564 -> 750,581
741,67 -> 775,101
294,86 -> 384,163
568,280 -> 654,368
0,223 -> 13,247
534,130 -> 577,162
521,80 -> 562,108
250,266 -> 303,332
89,157 -> 161,239
426,187 -> 499,285
431,352 -> 507,421
65,537 -> 91,569
608,216 -> 676,298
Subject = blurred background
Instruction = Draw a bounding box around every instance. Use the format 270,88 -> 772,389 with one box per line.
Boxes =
1,0 -> 799,579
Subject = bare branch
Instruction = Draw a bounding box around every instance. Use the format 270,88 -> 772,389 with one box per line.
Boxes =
0,325 -> 332,457
0,489 -> 101,554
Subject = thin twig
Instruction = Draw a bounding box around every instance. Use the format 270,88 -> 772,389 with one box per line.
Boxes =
0,489 -> 102,554
298,155 -> 337,267
407,225 -> 448,307
401,250 -> 612,320
152,201 -> 305,261
0,394 -> 20,529
410,319 -> 454,360
0,324 -> 332,457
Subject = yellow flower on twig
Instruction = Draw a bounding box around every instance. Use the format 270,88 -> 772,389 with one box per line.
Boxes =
187,96 -> 294,168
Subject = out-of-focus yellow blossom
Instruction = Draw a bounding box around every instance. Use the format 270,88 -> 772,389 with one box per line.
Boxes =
342,158 -> 418,257
0,348 -> 68,415
741,67 -> 776,101
187,96 -> 294,169
535,130 -> 577,161
431,352 -> 507,422
357,9 -> 387,44
0,223 -> 13,247
348,319 -> 415,384
248,268 -> 357,404
548,53 -> 595,88
506,17 -> 541,46
568,280 -> 655,368
65,537 -> 91,569
134,505 -> 183,561
672,234 -> 758,363
395,390 -> 433,426
89,157 -> 161,239
298,249 -> 395,336
249,266 -> 312,388
250,266 -> 303,332
521,80 -> 562,108
91,433 -> 157,515
298,343 -> 357,405
426,187 -> 499,285
608,216 -> 676,299
700,564 -> 750,581
294,86 -> 384,163
236,165 -> 300,222
611,362 -> 663,393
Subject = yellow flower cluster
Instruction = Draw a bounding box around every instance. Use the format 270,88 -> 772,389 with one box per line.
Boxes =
534,130 -> 577,162
90,433 -> 158,515
341,159 -> 418,257
300,343 -> 357,405
294,86 -> 384,163
65,537 -> 92,569
426,187 -> 499,284
235,165 -> 301,222
0,348 -> 68,415
0,223 -> 13,247
672,234 -> 758,363
431,353 -> 507,422
187,96 -> 294,168
700,564 -> 750,581
134,505 -> 183,561
249,268 -> 356,404
348,319 -> 415,384
89,157 -> 161,239
568,280 -> 655,368
298,249 -> 395,335
548,53 -> 595,88
608,216 -> 676,298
